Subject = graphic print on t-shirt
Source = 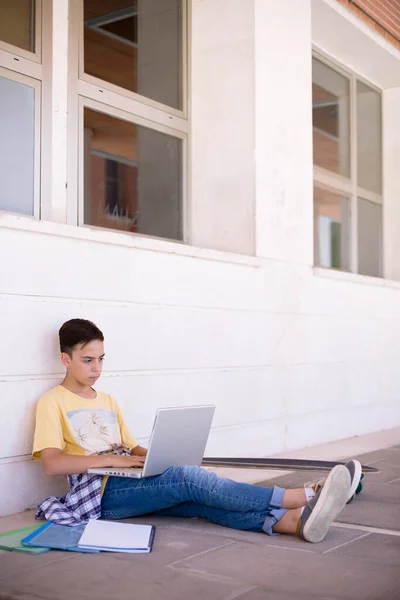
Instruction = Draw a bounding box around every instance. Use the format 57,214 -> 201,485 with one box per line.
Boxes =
66,409 -> 122,454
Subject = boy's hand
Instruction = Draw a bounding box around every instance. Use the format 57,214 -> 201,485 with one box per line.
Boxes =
107,455 -> 146,469
40,448 -> 146,476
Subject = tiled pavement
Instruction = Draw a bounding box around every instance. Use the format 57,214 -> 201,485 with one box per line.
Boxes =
0,443 -> 399,600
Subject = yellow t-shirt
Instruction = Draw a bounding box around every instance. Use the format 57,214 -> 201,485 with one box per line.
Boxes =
32,385 -> 138,493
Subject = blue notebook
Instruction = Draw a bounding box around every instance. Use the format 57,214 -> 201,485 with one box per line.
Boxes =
21,522 -> 99,553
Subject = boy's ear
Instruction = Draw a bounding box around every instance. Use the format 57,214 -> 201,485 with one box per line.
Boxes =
61,352 -> 72,368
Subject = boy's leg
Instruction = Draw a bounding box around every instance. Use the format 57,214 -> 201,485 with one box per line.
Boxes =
271,465 -> 351,538
101,465 -> 296,532
155,502 -> 303,535
152,466 -> 351,540
153,502 -> 275,532
101,464 -> 350,542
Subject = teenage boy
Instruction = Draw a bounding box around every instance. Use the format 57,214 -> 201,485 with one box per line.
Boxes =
33,319 -> 361,542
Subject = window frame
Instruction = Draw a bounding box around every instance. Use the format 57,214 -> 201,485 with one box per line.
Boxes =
312,50 -> 383,277
0,0 -> 46,221
67,0 -> 189,243
0,0 -> 42,63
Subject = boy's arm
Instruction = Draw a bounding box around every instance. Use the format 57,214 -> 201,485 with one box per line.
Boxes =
40,448 -> 145,476
131,445 -> 147,457
114,400 -> 146,456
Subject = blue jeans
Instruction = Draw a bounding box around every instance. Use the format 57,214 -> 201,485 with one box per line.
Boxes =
101,465 -> 287,535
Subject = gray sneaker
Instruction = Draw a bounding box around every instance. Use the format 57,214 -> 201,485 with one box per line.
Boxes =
305,459 -> 362,504
298,465 -> 350,543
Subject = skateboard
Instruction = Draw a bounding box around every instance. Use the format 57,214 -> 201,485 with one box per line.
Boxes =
202,456 -> 378,473
202,457 -> 370,502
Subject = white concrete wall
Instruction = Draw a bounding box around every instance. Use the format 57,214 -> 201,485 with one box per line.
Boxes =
1,0 -> 400,517
1,215 -> 400,516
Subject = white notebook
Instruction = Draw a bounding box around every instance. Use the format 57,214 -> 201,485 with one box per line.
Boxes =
78,519 -> 156,554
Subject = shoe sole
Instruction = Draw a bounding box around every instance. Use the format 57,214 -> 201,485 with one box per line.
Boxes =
347,460 -> 362,500
302,465 -> 350,543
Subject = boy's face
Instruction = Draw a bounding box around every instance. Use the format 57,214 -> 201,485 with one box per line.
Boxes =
61,340 -> 105,387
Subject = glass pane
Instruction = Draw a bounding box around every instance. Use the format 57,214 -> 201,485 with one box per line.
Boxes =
0,77 -> 35,216
84,0 -> 182,110
84,108 -> 182,240
358,198 -> 382,278
0,0 -> 35,52
312,58 -> 350,178
357,82 -> 382,194
314,186 -> 350,271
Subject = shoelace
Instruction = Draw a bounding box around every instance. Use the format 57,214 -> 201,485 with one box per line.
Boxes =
304,477 -> 326,492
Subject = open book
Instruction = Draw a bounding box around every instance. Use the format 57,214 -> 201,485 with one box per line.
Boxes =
78,520 -> 156,553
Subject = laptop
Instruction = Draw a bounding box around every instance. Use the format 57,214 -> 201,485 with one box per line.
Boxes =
88,405 -> 215,479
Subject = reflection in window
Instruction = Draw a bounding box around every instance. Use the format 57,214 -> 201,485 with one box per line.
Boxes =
87,7 -> 138,47
314,187 -> 350,271
0,0 -> 35,52
358,198 -> 382,278
0,76 -> 35,216
312,58 -> 350,178
357,82 -> 382,194
91,153 -> 138,231
84,0 -> 182,110
84,108 -> 182,241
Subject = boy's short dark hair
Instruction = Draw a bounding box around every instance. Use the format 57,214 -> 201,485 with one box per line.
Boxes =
59,319 -> 104,355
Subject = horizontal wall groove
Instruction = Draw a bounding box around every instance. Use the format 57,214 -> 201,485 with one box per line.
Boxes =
2,293 -> 400,320
1,359 -> 398,381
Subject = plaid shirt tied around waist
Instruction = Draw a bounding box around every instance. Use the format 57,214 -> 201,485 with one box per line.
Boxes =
36,445 -> 131,526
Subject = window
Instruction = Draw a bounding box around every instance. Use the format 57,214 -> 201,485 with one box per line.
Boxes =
78,1 -> 187,242
0,2 -> 41,218
313,60 -> 349,178
83,107 -> 183,240
313,56 -> 383,278
0,2 -> 187,237
0,0 -> 41,61
357,82 -> 382,195
314,186 -> 350,271
0,0 -> 35,53
83,0 -> 183,111
358,198 -> 382,277
0,74 -> 37,216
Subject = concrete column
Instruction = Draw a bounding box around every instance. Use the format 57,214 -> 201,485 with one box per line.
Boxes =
190,0 -> 255,254
41,0 -> 69,223
255,0 -> 313,265
383,87 -> 400,282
